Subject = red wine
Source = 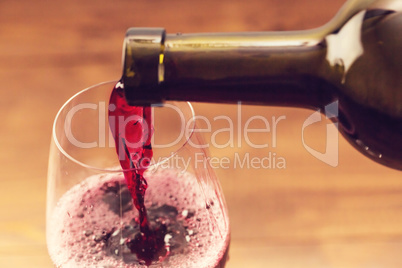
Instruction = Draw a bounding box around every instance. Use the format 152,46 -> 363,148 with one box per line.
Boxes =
47,170 -> 230,268
108,81 -> 158,265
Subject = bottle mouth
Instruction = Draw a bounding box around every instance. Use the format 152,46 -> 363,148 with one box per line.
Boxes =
52,81 -> 196,173
122,28 -> 166,106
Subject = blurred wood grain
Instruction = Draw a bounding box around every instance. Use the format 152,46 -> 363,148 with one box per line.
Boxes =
1,0 -> 402,267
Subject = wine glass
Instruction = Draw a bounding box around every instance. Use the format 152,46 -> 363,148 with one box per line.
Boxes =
46,81 -> 230,267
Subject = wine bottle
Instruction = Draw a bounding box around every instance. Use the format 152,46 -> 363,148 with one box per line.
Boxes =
121,0 -> 402,170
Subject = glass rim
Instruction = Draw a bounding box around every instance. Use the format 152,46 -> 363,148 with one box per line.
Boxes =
52,81 -> 196,173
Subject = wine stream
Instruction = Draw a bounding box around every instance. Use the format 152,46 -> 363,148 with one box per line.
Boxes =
108,81 -> 167,265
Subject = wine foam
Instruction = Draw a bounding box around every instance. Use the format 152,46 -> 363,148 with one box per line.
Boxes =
47,169 -> 229,268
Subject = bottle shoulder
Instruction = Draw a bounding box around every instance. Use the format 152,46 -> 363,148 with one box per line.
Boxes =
324,7 -> 402,117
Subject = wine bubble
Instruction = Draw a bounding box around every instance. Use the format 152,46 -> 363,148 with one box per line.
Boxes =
47,170 -> 229,268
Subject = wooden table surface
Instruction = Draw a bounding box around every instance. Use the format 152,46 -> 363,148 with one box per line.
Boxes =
1,0 -> 402,267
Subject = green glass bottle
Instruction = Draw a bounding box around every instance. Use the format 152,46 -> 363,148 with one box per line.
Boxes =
121,0 -> 402,170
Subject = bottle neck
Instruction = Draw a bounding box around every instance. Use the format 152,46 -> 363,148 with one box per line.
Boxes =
161,30 -> 331,109
121,0 -> 379,107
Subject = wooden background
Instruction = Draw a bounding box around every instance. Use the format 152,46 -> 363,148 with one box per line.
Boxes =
1,0 -> 402,267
